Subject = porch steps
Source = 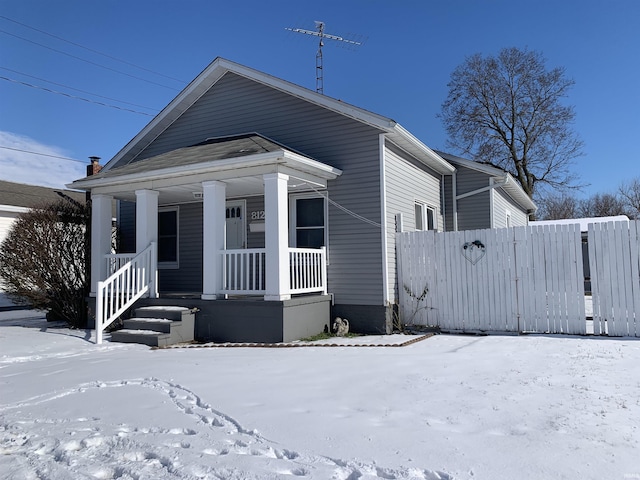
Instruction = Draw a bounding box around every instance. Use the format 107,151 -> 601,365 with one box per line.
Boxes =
110,306 -> 196,347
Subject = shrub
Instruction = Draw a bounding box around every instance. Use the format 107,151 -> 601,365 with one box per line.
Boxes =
0,199 -> 88,327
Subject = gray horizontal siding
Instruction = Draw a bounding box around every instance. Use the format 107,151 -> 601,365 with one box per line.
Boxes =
455,168 -> 491,231
127,72 -> 385,306
159,203 -> 203,293
384,142 -> 442,302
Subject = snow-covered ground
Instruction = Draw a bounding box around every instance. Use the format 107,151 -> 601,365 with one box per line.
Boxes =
1,310 -> 639,480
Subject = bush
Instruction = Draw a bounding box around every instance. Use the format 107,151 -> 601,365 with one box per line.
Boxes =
0,199 -> 88,327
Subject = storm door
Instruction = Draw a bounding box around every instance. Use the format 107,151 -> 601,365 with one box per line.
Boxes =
225,200 -> 246,249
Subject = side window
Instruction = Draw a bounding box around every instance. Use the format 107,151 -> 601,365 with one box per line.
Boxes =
290,195 -> 327,249
415,203 -> 424,231
415,202 -> 437,231
158,207 -> 178,268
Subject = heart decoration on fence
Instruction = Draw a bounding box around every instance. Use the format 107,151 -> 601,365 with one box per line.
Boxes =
462,240 -> 486,265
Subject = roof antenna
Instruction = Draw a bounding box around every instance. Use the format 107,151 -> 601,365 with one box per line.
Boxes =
285,21 -> 363,94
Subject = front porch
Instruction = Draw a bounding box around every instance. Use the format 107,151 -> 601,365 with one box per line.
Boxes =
75,134 -> 342,344
134,294 -> 332,344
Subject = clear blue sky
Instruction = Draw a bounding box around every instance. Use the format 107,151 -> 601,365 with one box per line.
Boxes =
0,0 -> 638,196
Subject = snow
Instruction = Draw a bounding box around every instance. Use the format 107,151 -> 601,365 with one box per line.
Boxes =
1,311 -> 639,479
530,215 -> 629,232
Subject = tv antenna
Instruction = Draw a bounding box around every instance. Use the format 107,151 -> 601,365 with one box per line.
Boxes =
285,21 -> 363,94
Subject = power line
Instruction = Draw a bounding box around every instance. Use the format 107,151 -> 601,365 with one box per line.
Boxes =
0,28 -> 179,91
0,66 -> 159,112
0,75 -> 156,116
0,15 -> 187,84
0,145 -> 87,164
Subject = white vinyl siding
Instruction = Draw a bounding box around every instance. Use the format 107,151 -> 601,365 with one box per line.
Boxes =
493,189 -> 528,228
384,142 -> 442,303
119,72 -> 385,306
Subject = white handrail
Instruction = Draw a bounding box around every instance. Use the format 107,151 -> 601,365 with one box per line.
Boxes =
95,242 -> 157,344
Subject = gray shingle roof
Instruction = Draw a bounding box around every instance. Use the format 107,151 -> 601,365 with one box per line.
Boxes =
88,133 -> 307,180
0,180 -> 86,209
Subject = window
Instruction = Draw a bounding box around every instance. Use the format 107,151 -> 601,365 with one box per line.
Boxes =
158,207 -> 178,268
290,195 -> 327,248
415,202 -> 436,231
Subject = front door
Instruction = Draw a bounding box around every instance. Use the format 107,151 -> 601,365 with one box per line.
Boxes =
225,200 -> 246,249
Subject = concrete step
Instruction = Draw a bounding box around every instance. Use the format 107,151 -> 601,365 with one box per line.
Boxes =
110,305 -> 196,347
124,317 -> 173,333
110,329 -> 169,347
133,306 -> 192,321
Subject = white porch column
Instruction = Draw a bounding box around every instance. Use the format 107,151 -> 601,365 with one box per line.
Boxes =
201,181 -> 226,300
264,172 -> 291,301
135,189 -> 159,253
90,193 -> 113,296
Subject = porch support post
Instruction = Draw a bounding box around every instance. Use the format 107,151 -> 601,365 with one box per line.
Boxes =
135,189 -> 159,253
90,193 -> 113,297
264,172 -> 291,301
202,181 -> 226,300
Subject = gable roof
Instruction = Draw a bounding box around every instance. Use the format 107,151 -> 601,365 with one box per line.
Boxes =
0,180 -> 85,211
104,57 -> 454,175
436,151 -> 537,212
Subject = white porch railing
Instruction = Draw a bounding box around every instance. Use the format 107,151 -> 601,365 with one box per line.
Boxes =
221,248 -> 267,294
289,247 -> 327,295
105,253 -> 136,275
95,243 -> 157,344
220,247 -> 326,296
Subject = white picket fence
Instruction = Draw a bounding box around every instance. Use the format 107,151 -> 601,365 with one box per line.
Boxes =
397,221 -> 640,337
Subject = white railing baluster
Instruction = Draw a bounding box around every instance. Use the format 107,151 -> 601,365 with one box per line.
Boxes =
216,247 -> 326,296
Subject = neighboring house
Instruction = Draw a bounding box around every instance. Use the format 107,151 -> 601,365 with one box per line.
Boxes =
0,180 -> 86,307
0,180 -> 85,246
438,151 -> 537,230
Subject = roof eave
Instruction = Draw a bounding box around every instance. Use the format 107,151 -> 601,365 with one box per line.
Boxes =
388,125 -> 455,174
69,150 -> 341,191
496,175 -> 537,212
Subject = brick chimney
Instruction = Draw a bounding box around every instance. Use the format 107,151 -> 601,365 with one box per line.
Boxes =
87,156 -> 102,177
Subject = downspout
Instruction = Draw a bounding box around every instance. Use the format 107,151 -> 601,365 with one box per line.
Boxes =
378,134 -> 391,310
452,171 -> 458,231
440,174 -> 445,231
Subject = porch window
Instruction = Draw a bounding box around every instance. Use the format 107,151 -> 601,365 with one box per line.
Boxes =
290,194 -> 327,248
158,207 -> 178,268
415,202 -> 436,231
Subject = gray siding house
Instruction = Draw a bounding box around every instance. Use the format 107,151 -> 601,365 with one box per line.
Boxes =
71,57 -> 456,342
438,151 -> 537,231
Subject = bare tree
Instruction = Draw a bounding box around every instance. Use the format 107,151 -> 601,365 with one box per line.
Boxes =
0,199 -> 88,327
536,193 -> 580,220
578,193 -> 628,218
618,178 -> 640,219
440,47 -> 584,200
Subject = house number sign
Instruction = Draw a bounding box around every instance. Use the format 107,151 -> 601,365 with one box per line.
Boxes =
250,210 -> 265,220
